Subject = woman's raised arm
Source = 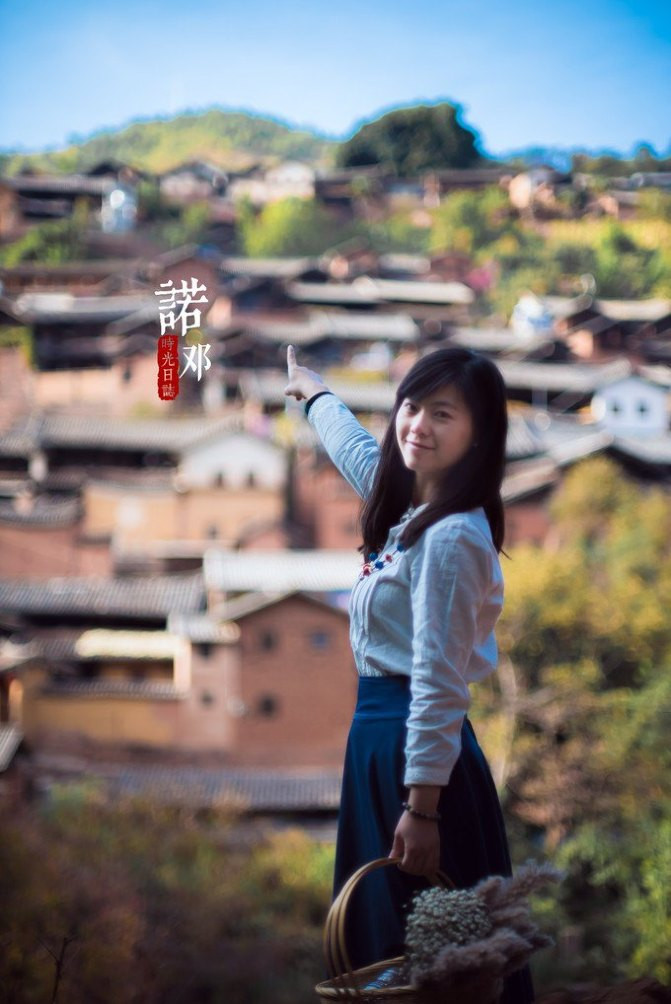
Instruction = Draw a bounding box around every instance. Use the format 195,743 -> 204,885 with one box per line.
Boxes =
284,344 -> 380,501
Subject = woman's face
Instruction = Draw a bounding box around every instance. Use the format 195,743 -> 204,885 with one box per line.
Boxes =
395,382 -> 475,500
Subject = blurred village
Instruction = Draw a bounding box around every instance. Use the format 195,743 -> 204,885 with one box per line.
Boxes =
1,121 -> 671,999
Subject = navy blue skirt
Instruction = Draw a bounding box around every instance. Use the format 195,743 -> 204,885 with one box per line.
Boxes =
332,675 -> 534,1003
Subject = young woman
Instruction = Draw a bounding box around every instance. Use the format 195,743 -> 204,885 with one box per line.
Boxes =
285,344 -> 534,1003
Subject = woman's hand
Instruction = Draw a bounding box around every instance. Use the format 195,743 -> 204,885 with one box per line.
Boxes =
389,811 -> 441,876
284,344 -> 329,402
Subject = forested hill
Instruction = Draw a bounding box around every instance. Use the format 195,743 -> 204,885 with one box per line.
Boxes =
2,103 -> 667,179
0,108 -> 337,176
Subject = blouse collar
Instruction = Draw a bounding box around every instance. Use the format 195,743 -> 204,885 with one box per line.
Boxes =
392,503 -> 488,534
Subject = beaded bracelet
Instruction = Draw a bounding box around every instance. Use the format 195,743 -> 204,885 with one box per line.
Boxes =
402,801 -> 442,822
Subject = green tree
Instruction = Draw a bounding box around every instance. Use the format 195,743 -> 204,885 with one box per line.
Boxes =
429,187 -> 513,255
0,791 -> 334,1004
592,221 -> 665,298
365,212 -> 431,255
337,103 -> 483,176
551,241 -> 598,278
637,189 -> 671,223
239,197 -> 359,256
136,179 -> 181,222
153,200 -> 212,249
0,201 -> 90,266
479,457 -> 671,984
0,326 -> 35,367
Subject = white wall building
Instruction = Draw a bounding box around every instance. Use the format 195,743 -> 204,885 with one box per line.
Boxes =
228,161 -> 315,205
591,376 -> 669,437
177,431 -> 287,490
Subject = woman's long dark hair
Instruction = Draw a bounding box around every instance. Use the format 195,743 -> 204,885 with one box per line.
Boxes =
360,347 -> 508,556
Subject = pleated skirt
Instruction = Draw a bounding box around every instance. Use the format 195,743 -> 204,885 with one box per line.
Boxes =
332,674 -> 535,1003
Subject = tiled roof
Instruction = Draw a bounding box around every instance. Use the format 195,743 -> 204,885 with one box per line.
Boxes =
0,478 -> 31,497
0,412 -> 242,457
105,303 -> 158,337
424,167 -> 510,183
0,638 -> 40,672
0,574 -> 204,619
116,540 -> 215,563
41,680 -> 185,700
540,417 -> 613,465
2,174 -> 112,195
221,257 -> 317,279
497,358 -> 632,393
239,371 -> 396,411
231,310 -> 420,345
609,434 -> 671,465
37,628 -> 181,661
0,724 -> 23,772
287,281 -> 381,305
0,259 -> 142,279
204,550 -> 361,593
110,766 -> 343,810
166,613 -> 240,643
287,278 -> 474,307
448,327 -> 553,355
213,590 -> 349,622
367,278 -> 474,305
378,254 -> 430,276
0,496 -> 81,526
506,413 -> 546,459
595,298 -> 671,323
545,295 -> 671,325
0,413 -> 43,456
637,364 -> 671,389
543,295 -> 591,319
313,311 -> 419,340
316,165 -> 389,182
503,458 -> 559,502
149,242 -> 213,266
37,633 -> 88,661
80,469 -> 174,490
12,292 -> 155,323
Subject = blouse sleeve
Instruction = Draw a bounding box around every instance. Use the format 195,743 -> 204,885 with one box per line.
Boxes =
403,519 -> 493,788
306,391 -> 381,501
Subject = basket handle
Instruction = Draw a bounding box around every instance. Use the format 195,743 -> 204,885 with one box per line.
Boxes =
324,856 -> 455,985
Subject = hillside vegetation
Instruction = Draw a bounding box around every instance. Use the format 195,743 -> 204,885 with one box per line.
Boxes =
0,108 -> 336,176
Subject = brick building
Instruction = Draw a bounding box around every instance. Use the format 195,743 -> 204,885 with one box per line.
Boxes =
0,566 -> 358,770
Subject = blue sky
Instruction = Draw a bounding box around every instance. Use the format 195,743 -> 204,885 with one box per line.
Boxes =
1,0 -> 669,156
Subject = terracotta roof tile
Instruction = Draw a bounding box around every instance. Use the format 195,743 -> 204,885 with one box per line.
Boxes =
0,574 -> 203,619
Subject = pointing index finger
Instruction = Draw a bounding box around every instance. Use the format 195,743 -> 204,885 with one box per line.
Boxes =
287,344 -> 296,374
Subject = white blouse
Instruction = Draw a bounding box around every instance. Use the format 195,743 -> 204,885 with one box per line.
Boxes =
307,392 -> 504,787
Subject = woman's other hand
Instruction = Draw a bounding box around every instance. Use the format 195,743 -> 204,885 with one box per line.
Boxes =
389,811 -> 440,876
284,344 -> 329,402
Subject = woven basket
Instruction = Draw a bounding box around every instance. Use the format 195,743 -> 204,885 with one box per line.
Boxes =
315,857 -> 455,1002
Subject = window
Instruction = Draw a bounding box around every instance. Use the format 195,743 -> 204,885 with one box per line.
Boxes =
259,630 -> 277,651
637,400 -> 649,416
257,694 -> 280,717
198,643 -> 212,659
201,690 -> 215,706
609,400 -> 621,414
309,630 -> 331,650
